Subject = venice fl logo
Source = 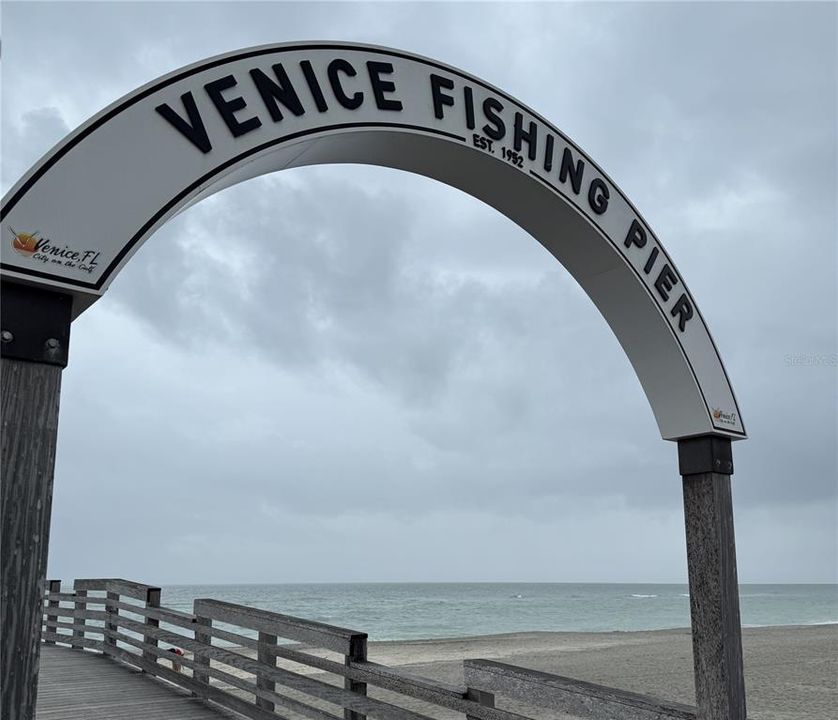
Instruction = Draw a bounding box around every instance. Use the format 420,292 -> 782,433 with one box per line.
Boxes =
712,407 -> 737,426
9,226 -> 101,274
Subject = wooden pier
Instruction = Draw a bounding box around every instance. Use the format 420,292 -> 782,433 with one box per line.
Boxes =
34,577 -> 699,720
36,644 -> 235,719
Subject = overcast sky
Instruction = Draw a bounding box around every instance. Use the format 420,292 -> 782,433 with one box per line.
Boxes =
2,1 -> 835,585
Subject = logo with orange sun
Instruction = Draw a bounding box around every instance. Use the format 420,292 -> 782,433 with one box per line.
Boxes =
9,228 -> 41,257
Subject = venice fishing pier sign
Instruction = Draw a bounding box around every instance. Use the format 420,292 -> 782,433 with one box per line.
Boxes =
1,42 -> 749,720
1,42 -> 744,440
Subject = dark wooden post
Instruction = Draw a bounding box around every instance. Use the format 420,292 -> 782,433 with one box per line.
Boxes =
256,631 -> 277,711
44,580 -> 61,644
679,436 -> 747,720
103,591 -> 119,656
1,282 -> 72,720
143,587 -> 161,668
465,687 -> 495,720
71,589 -> 87,650
344,634 -> 368,720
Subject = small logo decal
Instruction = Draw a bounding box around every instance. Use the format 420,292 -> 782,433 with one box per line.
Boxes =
8,226 -> 101,275
10,228 -> 40,257
712,407 -> 738,426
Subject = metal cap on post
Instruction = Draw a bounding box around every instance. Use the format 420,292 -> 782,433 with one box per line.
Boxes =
678,435 -> 734,476
1,281 -> 72,367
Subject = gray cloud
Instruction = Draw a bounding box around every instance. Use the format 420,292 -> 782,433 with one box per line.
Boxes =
2,2 -> 835,583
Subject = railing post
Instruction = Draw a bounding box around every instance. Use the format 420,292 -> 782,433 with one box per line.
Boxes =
256,631 -> 277,711
71,589 -> 87,650
344,635 -> 367,720
143,587 -> 161,669
43,580 -> 61,645
679,436 -> 747,720
103,590 -> 119,656
465,687 -> 495,720
193,611 -> 211,694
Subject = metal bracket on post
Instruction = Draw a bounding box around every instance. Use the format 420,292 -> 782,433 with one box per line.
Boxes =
1,281 -> 72,367
678,435 -> 746,720
678,435 -> 734,476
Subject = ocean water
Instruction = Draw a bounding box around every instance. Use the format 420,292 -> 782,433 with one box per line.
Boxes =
158,583 -> 837,642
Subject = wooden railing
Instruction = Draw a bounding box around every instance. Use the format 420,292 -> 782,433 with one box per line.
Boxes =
41,578 -> 697,720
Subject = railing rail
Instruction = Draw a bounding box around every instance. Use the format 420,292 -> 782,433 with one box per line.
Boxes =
42,578 -> 697,720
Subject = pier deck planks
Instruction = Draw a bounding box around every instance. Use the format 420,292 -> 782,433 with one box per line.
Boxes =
35,644 -> 237,720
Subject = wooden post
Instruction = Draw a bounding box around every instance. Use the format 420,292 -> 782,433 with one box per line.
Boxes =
679,436 -> 747,720
103,591 -> 119,656
143,587 -> 161,668
44,580 -> 61,644
71,589 -> 88,649
256,631 -> 277,711
1,282 -> 72,720
465,687 -> 495,720
344,635 -> 368,720
193,612 -> 211,692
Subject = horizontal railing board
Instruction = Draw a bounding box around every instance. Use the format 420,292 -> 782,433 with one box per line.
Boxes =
212,659 -> 437,720
105,599 -> 197,629
203,623 -> 260,651
108,600 -> 150,615
464,660 -> 697,720
42,619 -> 103,634
204,624 -> 348,670
73,578 -> 160,600
42,606 -> 108,621
352,661 -> 466,700
147,606 -> 196,626
144,622 -> 519,720
42,618 -> 105,635
40,631 -> 103,651
109,623 -> 432,720
202,623 -> 467,702
203,661 -> 342,720
197,624 -> 468,704
126,638 -> 342,720
41,619 -> 76,629
51,594 -> 106,606
40,626 -> 77,639
103,616 -> 194,652
106,617 -> 436,720
43,592 -> 80,603
41,619 -> 104,634
349,662 -> 527,720
195,599 -> 365,654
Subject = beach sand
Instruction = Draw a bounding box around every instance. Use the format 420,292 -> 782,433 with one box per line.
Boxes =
200,625 -> 836,719
360,625 -> 836,719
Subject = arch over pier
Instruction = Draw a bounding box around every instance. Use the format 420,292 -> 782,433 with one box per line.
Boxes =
2,42 -> 744,440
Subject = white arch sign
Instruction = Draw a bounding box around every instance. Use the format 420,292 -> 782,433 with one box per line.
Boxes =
1,42 -> 744,440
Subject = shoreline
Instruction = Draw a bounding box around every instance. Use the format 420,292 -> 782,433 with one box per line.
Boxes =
364,621 -> 838,644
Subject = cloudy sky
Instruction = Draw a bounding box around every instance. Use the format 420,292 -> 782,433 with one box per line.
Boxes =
2,1 -> 835,585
